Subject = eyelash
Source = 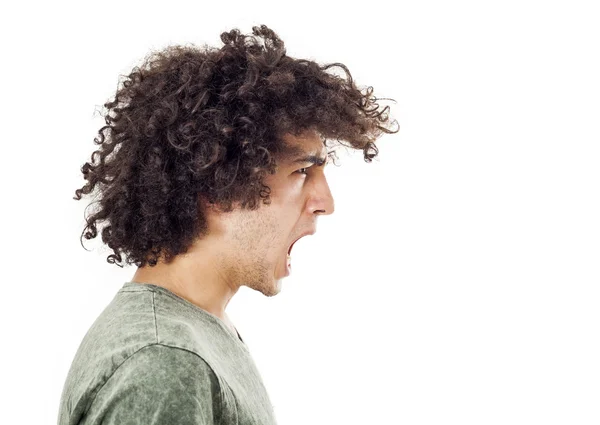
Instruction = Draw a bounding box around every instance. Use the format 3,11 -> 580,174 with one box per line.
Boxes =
296,167 -> 310,175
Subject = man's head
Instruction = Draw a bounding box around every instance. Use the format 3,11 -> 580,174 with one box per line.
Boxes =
188,128 -> 334,295
74,24 -> 398,276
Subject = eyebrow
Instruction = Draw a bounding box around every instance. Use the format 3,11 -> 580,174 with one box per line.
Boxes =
292,153 -> 327,167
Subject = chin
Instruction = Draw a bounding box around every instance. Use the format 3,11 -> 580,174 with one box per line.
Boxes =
264,276 -> 283,297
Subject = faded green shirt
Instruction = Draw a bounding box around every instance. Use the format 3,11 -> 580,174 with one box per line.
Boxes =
57,281 -> 278,425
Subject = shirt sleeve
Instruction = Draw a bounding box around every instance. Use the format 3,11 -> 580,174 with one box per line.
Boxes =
84,344 -> 222,425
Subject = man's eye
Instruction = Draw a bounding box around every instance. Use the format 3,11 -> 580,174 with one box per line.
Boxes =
296,167 -> 309,175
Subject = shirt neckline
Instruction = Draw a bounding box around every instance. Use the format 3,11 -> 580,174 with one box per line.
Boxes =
121,281 -> 247,349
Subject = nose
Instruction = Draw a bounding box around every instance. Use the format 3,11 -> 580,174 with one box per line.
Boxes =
310,175 -> 335,216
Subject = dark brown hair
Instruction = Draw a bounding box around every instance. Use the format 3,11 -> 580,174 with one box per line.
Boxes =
74,24 -> 399,268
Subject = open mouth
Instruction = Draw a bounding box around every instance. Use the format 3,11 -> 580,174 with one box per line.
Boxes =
286,230 -> 315,257
288,239 -> 297,255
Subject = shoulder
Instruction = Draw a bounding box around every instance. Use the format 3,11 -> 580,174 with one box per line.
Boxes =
107,343 -> 221,393
86,344 -> 223,424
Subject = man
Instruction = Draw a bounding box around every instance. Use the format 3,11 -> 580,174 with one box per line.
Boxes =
130,128 -> 334,333
58,24 -> 398,425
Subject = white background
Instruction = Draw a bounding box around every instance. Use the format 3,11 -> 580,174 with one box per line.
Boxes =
1,1 -> 598,424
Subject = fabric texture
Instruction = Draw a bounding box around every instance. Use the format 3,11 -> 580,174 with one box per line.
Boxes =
57,281 -> 278,425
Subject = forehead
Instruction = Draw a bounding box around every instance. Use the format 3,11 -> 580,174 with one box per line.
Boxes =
277,130 -> 328,165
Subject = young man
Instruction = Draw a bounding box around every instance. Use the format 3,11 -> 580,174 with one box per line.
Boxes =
58,24 -> 398,424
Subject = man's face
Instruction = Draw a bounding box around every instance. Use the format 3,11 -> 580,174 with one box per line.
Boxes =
213,130 -> 335,296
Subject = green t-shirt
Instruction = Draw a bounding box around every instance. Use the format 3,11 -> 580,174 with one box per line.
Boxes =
57,281 -> 278,424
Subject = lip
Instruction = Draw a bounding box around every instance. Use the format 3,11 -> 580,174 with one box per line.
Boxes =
288,229 -> 316,254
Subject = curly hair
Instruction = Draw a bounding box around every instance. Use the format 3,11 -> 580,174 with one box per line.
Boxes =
73,24 -> 399,268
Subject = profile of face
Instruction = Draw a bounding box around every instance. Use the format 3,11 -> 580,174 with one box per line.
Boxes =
206,130 -> 335,297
